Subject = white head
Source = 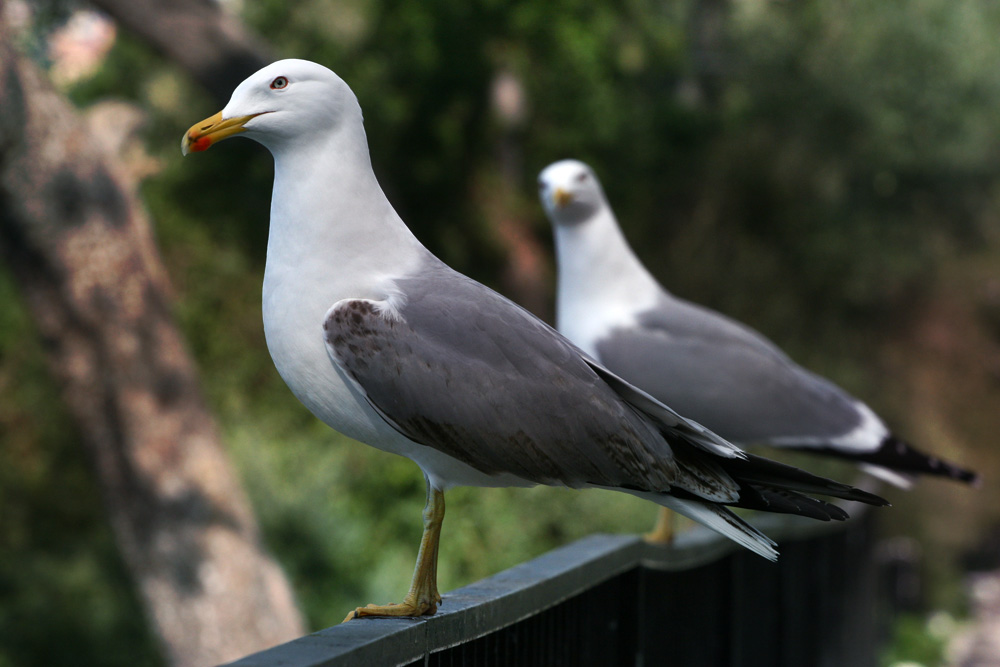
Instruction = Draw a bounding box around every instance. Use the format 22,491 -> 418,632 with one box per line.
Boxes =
182,59 -> 362,155
538,159 -> 608,226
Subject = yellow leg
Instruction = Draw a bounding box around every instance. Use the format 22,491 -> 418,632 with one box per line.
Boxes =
344,478 -> 445,621
644,507 -> 675,544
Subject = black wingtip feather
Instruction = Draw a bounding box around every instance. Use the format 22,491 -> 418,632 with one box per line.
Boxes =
724,453 -> 891,507
736,485 -> 851,521
803,435 -> 979,486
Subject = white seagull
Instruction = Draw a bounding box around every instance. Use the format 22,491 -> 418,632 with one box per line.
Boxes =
182,60 -> 886,621
538,159 -> 976,539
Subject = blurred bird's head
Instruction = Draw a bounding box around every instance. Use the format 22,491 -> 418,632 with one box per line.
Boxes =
538,159 -> 608,226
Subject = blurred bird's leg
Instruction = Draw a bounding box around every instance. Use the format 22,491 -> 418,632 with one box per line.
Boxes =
344,477 -> 445,621
645,507 -> 676,544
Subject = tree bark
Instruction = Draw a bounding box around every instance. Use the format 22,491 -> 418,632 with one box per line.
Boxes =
0,21 -> 304,667
684,0 -> 729,108
89,0 -> 272,104
486,68 -> 552,319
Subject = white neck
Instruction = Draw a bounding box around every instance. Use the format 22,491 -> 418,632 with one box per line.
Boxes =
554,206 -> 664,353
264,123 -> 425,304
259,119 -> 427,433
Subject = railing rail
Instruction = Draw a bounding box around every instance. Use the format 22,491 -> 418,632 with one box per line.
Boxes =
226,508 -> 878,667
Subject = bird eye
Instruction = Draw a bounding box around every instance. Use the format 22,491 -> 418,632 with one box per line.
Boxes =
270,76 -> 289,90
575,172 -> 588,183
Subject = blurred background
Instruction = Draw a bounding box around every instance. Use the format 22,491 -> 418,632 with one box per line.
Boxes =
1,0 -> 999,665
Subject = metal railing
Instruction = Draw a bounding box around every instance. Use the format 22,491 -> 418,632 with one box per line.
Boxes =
226,509 -> 878,667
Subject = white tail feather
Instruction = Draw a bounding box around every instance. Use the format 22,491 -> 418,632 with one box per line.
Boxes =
657,495 -> 779,561
612,487 -> 780,560
859,463 -> 914,490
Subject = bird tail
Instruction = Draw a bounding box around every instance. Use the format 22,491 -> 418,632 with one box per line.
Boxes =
655,495 -> 779,561
734,485 -> 850,521
807,435 -> 979,486
722,453 -> 891,507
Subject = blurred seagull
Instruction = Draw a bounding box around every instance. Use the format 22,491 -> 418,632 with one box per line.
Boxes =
182,60 -> 887,621
539,159 -> 976,540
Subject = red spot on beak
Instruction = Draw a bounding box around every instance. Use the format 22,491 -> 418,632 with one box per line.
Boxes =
189,135 -> 213,152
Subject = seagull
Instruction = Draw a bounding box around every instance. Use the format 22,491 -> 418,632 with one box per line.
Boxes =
182,60 -> 887,621
538,159 -> 976,539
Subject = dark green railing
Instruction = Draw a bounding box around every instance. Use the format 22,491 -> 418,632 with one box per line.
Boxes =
226,509 -> 878,667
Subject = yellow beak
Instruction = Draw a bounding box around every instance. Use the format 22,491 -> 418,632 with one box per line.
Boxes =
553,188 -> 573,208
181,110 -> 260,155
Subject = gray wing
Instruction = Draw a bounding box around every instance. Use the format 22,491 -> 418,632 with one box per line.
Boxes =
323,260 -> 739,502
595,296 -> 867,445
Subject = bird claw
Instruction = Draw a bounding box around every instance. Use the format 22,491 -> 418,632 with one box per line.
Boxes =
342,599 -> 438,622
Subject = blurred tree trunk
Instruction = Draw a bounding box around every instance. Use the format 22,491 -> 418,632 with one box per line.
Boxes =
0,19 -> 304,667
486,68 -> 551,319
685,0 -> 729,108
90,0 -> 272,103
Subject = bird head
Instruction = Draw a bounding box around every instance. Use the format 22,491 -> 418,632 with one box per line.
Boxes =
182,59 -> 360,156
537,159 -> 607,226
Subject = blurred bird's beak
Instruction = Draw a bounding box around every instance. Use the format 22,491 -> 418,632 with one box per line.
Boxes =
181,111 -> 259,155
553,188 -> 573,208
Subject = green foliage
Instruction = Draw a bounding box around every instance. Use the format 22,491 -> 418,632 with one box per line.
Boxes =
716,0 -> 1000,310
5,0 -> 1000,660
880,612 -> 952,667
